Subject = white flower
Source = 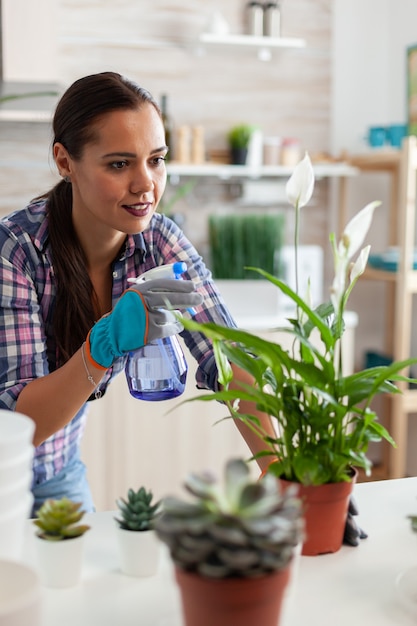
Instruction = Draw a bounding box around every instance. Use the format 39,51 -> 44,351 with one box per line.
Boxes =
285,152 -> 315,209
338,201 -> 380,260
349,245 -> 371,283
330,202 -> 380,317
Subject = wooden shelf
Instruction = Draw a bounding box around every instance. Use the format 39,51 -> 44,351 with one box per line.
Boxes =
347,150 -> 400,172
362,267 -> 398,282
345,138 -> 417,479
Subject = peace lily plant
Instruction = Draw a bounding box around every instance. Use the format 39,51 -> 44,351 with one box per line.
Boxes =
180,153 -> 417,486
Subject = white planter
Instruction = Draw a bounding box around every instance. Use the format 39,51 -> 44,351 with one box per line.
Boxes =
0,411 -> 35,462
35,534 -> 85,588
0,492 -> 34,561
116,527 -> 160,577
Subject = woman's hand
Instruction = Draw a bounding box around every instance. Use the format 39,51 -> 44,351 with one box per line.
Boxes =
86,278 -> 203,369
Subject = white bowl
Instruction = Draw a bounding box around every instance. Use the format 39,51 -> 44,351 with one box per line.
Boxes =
0,474 -> 33,512
0,446 -> 34,488
396,565 -> 417,618
0,492 -> 34,561
0,411 -> 35,462
0,559 -> 42,626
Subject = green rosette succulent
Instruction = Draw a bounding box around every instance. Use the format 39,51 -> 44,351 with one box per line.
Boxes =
115,486 -> 160,531
33,497 -> 90,541
155,458 -> 304,579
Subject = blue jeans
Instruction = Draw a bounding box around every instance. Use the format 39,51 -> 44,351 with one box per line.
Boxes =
31,451 -> 95,518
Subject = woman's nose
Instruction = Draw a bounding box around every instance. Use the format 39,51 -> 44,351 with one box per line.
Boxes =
129,165 -> 154,195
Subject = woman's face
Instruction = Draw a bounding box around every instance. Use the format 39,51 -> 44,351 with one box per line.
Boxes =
57,104 -> 168,237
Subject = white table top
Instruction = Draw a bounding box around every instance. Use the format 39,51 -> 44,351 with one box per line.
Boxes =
21,477 -> 417,626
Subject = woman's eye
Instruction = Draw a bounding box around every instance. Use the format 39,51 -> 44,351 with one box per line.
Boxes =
152,156 -> 166,166
110,161 -> 128,170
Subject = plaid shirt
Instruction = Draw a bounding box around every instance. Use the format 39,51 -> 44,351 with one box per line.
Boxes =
0,199 -> 236,485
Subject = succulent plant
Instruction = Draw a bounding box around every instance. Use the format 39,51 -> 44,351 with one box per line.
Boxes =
33,497 -> 90,541
115,487 -> 160,531
155,458 -> 304,579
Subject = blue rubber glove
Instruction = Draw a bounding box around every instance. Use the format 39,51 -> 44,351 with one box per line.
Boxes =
86,278 -> 203,369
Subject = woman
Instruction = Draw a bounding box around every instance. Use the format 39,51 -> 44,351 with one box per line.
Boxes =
0,72 -> 274,513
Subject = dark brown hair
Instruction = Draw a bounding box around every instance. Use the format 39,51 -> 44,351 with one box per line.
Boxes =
43,72 -> 160,364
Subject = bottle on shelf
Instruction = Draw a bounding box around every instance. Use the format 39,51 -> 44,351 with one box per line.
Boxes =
246,1 -> 264,36
263,2 -> 281,37
124,262 -> 191,401
160,94 -> 174,160
281,137 -> 302,167
176,125 -> 191,164
191,125 -> 206,164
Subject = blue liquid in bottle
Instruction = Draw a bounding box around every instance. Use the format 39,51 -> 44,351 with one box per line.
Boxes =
124,262 -> 192,401
125,335 -> 188,401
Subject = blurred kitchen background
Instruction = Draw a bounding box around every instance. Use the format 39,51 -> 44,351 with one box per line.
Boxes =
1,0 -> 417,508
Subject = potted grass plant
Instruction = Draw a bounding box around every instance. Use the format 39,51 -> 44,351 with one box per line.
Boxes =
155,458 -> 303,626
33,497 -> 90,587
115,486 -> 161,577
227,123 -> 255,164
178,153 -> 417,556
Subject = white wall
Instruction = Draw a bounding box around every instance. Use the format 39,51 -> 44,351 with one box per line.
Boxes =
332,0 -> 417,154
1,0 -> 58,82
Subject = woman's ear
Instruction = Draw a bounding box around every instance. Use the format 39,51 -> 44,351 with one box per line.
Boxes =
53,142 -> 71,178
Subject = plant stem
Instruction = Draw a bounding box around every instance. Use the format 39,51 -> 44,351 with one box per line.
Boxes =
294,201 -> 301,326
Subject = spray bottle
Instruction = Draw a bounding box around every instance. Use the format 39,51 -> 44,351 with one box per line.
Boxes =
124,262 -> 192,401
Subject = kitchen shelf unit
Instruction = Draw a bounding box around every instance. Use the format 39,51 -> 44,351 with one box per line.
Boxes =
60,32 -> 306,63
346,140 -> 417,479
0,80 -> 61,123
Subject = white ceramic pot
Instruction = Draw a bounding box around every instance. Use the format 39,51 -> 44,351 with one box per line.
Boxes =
0,474 -> 33,512
0,445 -> 34,488
116,526 -> 160,577
0,492 -> 34,561
35,534 -> 86,588
0,560 -> 42,626
0,411 -> 35,462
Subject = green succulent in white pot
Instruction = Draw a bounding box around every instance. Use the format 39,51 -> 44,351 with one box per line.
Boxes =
155,458 -> 303,626
33,497 -> 90,588
34,497 -> 90,541
115,486 -> 160,531
115,486 -> 161,577
178,153 -> 417,555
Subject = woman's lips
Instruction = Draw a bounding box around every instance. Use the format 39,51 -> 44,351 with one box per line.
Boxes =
122,202 -> 152,217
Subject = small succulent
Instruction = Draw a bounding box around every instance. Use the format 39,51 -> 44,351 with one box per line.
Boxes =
155,458 -> 304,579
33,497 -> 91,541
115,487 -> 160,531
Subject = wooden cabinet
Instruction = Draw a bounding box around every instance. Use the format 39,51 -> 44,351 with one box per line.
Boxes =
346,138 -> 417,479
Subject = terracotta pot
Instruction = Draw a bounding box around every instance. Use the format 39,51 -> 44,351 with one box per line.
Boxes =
175,565 -> 290,626
280,470 -> 357,556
